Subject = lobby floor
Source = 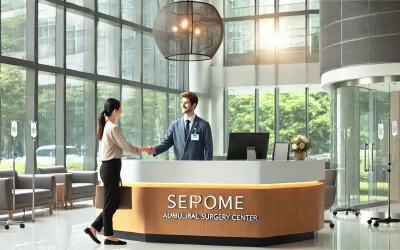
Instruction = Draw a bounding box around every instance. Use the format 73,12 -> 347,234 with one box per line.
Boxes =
1,202 -> 400,250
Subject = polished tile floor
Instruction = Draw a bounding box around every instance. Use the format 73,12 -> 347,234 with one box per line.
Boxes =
1,202 -> 400,250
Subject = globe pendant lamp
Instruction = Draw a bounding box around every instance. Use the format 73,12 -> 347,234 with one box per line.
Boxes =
153,0 -> 224,61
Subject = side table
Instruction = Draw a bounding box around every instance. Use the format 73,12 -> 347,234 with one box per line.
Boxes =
55,183 -> 66,209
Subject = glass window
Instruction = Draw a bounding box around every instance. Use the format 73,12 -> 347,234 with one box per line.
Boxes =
169,61 -> 185,90
142,0 -> 157,28
37,73 -> 56,167
168,94 -> 181,159
259,19 -> 275,51
96,82 -> 120,168
122,0 -> 139,24
38,3 -> 56,66
279,87 -> 306,155
308,88 -> 330,159
66,78 -> 95,171
308,0 -> 320,10
67,0 -> 83,5
155,47 -> 168,87
278,15 -> 306,63
97,82 -> 121,116
142,34 -> 155,85
97,20 -> 120,78
308,14 -> 320,62
169,61 -> 178,89
259,18 -> 275,64
259,0 -> 275,14
228,87 -> 255,134
98,0 -> 120,17
66,0 -> 94,10
0,65 -> 26,173
1,1 -> 26,59
66,10 -> 95,73
279,0 -> 305,12
259,87 -> 275,155
225,0 -> 255,18
143,0 -> 169,28
67,0 -> 94,10
122,27 -> 140,81
142,90 -> 168,160
279,15 -> 306,48
226,21 -> 255,55
120,86 -> 142,158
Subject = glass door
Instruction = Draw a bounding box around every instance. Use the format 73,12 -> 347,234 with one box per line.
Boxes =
333,86 -> 362,207
368,83 -> 391,203
332,83 -> 390,208
359,87 -> 371,205
359,83 -> 390,205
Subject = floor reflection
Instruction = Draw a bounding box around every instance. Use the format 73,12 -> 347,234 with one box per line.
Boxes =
1,201 -> 400,250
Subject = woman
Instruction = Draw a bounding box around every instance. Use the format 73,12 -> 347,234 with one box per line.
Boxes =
84,98 -> 147,245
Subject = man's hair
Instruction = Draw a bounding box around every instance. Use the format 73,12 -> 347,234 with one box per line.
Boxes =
181,92 -> 199,106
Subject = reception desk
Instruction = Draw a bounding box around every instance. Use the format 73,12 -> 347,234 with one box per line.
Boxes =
102,160 -> 325,247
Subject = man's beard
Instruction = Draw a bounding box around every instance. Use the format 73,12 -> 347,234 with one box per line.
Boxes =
182,107 -> 191,113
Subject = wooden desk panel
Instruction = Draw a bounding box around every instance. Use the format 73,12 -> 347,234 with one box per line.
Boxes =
111,181 -> 324,238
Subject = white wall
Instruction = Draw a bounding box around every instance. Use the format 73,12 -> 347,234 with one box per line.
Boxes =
210,88 -> 225,156
188,61 -> 212,127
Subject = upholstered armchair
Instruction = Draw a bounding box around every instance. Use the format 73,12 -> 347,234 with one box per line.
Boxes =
0,169 -> 56,220
37,166 -> 98,209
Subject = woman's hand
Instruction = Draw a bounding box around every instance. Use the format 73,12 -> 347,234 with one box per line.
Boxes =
119,177 -> 122,187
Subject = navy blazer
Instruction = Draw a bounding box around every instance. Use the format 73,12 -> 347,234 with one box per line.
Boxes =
154,115 -> 213,160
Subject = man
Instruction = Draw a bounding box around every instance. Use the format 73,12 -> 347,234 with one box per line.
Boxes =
146,92 -> 213,160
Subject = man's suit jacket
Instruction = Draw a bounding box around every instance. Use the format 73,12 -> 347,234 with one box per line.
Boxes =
154,115 -> 213,160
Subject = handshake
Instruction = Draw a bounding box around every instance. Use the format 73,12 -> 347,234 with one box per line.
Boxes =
141,146 -> 156,155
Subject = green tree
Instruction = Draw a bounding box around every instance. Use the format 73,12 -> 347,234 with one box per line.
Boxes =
38,83 -> 56,147
227,91 -> 331,156
308,92 -> 330,155
0,67 -> 26,171
259,93 -> 275,153
0,12 -> 27,172
278,93 -> 307,143
1,13 -> 25,56
0,68 -> 25,121
142,90 -> 168,160
228,94 -> 255,133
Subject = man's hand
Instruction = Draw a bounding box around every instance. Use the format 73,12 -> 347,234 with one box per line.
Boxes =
119,177 -> 122,187
142,146 -> 156,155
146,146 -> 156,155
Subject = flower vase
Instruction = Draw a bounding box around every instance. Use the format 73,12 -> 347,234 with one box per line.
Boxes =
294,151 -> 306,161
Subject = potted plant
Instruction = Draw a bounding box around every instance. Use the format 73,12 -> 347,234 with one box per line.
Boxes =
290,135 -> 311,160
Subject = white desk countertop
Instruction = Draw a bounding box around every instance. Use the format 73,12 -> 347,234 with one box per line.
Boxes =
119,159 -> 325,185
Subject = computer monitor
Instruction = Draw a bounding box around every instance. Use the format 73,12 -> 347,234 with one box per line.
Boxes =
227,132 -> 270,160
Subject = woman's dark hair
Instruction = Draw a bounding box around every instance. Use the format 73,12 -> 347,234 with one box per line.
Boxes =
97,98 -> 121,140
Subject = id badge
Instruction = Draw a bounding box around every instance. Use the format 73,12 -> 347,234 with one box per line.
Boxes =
191,133 -> 199,141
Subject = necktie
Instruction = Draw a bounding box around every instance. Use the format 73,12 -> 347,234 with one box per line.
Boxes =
185,120 -> 190,139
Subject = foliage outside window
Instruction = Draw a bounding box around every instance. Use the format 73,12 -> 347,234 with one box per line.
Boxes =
259,90 -> 275,155
0,66 -> 26,173
308,91 -> 330,157
226,87 -> 330,160
142,90 -> 168,160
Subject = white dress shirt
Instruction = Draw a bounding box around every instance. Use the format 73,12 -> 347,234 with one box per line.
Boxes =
183,114 -> 196,133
